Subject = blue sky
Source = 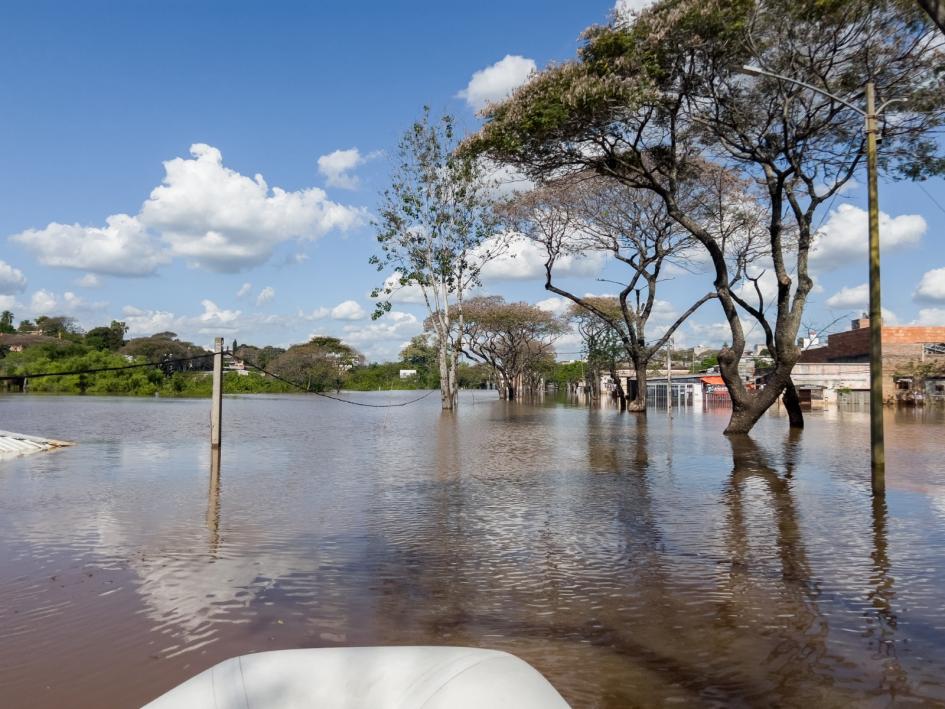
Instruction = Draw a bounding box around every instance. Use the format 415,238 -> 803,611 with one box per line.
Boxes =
1,0 -> 943,360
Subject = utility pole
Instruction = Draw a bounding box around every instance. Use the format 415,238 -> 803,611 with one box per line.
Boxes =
666,339 -> 672,416
211,336 -> 223,449
741,65 -> 901,497
865,82 -> 885,494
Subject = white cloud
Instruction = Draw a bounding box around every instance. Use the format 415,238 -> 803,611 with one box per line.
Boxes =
826,283 -> 869,309
121,305 -> 180,336
194,299 -> 241,334
914,267 -> 945,304
914,308 -> 945,325
11,213 -> 169,276
331,299 -> 366,320
377,272 -> 427,304
536,296 -> 572,316
0,260 -> 27,294
0,295 -> 19,311
141,144 -> 367,272
256,286 -> 275,306
477,234 -> 608,281
457,55 -> 536,111
342,311 -> 422,359
297,307 -> 329,321
30,289 -> 57,314
615,0 -> 656,19
76,273 -> 102,288
236,282 -> 253,298
316,148 -> 380,190
810,204 -> 926,271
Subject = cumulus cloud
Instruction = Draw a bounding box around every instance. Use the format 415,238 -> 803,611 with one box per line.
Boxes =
914,308 -> 945,325
256,286 -> 275,306
76,273 -> 102,288
11,213 -> 169,276
458,55 -> 536,111
121,305 -> 180,336
536,296 -> 572,317
141,144 -> 367,272
330,299 -> 366,320
0,260 -> 27,294
30,289 -> 57,314
0,295 -> 19,311
914,267 -> 945,304
316,148 -> 380,190
810,204 -> 926,271
11,144 -> 367,277
342,311 -> 422,359
477,234 -> 608,281
615,0 -> 656,19
376,272 -> 427,304
826,283 -> 869,309
297,307 -> 329,321
236,282 -> 253,298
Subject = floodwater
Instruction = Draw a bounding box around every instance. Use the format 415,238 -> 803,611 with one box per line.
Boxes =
1,393 -> 944,708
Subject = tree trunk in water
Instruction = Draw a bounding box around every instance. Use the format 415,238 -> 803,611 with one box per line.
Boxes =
720,354 -> 791,435
507,383 -> 516,400
782,379 -> 804,429
610,363 -> 627,412
438,342 -> 454,411
627,363 -> 647,413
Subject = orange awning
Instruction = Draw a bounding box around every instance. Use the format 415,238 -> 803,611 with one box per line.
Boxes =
701,376 -> 726,385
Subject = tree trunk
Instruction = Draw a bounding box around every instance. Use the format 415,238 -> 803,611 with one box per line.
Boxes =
610,363 -> 627,411
628,363 -> 647,413
782,379 -> 804,429
507,383 -> 516,400
721,355 -> 792,435
438,340 -> 454,410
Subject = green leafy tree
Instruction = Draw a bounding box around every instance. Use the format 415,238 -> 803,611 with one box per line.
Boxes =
370,108 -> 505,411
269,336 -> 364,392
455,296 -> 567,400
465,0 -> 944,434
0,311 -> 14,334
85,321 -> 128,351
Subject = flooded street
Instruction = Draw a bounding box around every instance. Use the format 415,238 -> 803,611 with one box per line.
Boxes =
1,393 -> 945,708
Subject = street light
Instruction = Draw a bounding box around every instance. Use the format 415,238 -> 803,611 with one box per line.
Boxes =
742,65 -> 904,496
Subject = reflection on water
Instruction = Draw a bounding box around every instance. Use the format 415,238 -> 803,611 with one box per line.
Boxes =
1,394 -> 944,707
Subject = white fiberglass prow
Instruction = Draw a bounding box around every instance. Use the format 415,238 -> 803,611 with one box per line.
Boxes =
142,646 -> 571,709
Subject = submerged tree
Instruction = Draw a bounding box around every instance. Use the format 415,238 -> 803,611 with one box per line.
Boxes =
371,108 -> 506,411
466,0 -> 945,434
453,296 -> 567,400
570,298 -> 629,408
506,177 -> 716,411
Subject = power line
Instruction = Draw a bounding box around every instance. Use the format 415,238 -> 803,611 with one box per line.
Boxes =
236,357 -> 437,407
0,353 -> 214,381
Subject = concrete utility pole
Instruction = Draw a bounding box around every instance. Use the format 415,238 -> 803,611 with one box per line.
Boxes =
741,65 -> 903,496
211,337 -> 223,449
864,83 -> 885,494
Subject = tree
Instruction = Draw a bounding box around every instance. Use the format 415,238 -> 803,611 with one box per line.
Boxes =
371,108 -> 506,411
34,315 -> 81,338
569,299 -> 629,408
85,321 -> 128,351
121,333 -> 212,372
454,296 -> 567,400
400,334 -> 439,386
465,0 -> 944,434
269,336 -> 364,392
17,320 -> 36,333
0,311 -> 14,334
506,176 -> 715,411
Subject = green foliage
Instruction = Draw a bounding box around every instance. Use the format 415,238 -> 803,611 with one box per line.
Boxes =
85,321 -> 128,351
268,336 -> 364,393
548,360 -> 585,389
0,311 -> 14,334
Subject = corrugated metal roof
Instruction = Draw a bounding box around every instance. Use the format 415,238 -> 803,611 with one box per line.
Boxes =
0,430 -> 73,459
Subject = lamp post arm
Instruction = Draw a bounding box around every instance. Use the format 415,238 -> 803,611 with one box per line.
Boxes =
741,65 -> 866,116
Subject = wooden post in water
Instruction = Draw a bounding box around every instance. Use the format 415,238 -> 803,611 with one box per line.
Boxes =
211,336 -> 223,449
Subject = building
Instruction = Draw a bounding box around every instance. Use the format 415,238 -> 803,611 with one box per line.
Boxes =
799,317 -> 945,400
399,369 -> 418,379
0,333 -> 65,353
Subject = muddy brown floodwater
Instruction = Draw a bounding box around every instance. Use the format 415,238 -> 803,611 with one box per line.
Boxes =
1,393 -> 945,707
